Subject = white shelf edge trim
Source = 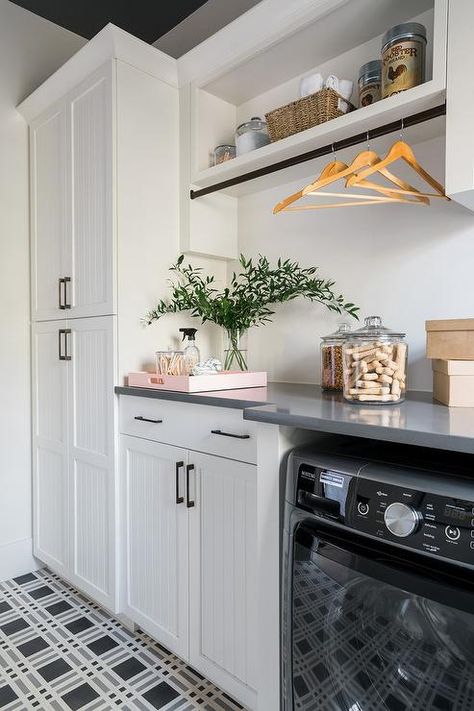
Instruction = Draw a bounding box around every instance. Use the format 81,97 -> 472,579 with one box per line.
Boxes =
191,81 -> 446,191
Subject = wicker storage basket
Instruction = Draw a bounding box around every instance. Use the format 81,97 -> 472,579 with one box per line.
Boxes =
265,88 -> 354,142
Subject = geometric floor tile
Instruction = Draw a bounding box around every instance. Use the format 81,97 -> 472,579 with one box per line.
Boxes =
0,685 -> 18,708
0,568 -> 246,710
37,658 -> 73,682
64,618 -> 94,635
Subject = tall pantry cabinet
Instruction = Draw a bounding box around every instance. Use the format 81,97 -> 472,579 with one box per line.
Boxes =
19,26 -> 180,612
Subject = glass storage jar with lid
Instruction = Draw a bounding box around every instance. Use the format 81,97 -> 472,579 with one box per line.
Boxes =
320,322 -> 352,391
342,316 -> 407,404
235,117 -> 270,155
213,144 -> 236,165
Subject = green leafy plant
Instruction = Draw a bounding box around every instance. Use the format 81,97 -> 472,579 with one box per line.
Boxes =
146,254 -> 359,370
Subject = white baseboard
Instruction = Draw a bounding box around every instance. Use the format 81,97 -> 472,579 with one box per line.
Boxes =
0,537 -> 42,583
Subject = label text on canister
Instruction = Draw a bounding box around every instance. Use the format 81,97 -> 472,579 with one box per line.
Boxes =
359,82 -> 381,107
382,40 -> 424,97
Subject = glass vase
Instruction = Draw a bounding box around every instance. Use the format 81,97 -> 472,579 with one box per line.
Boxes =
224,329 -> 248,371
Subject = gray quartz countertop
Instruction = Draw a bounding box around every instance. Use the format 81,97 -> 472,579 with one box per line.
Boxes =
115,383 -> 474,454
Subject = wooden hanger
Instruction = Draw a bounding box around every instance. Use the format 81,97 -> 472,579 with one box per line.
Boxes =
282,196 -> 422,210
273,150 -> 428,213
348,140 -> 449,199
303,149 -> 429,204
273,161 -> 349,214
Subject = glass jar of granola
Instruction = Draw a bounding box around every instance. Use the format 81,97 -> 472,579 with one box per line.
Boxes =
320,323 -> 352,391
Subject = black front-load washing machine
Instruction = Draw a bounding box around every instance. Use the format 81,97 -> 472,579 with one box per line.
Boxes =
282,444 -> 474,711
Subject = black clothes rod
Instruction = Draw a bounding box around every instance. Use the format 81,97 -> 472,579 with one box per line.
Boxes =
189,102 -> 446,200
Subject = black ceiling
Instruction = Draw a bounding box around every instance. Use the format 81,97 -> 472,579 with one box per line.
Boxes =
9,0 -> 209,44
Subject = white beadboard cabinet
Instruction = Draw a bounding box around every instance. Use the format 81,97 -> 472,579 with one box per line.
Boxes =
30,104 -> 68,322
121,437 -> 189,660
68,64 -> 115,319
30,62 -> 114,320
31,320 -> 69,577
32,316 -> 117,610
68,316 -> 117,607
119,410 -> 258,710
20,25 -> 180,613
189,452 -> 257,709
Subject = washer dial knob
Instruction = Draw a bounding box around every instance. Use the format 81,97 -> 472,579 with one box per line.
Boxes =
384,502 -> 420,538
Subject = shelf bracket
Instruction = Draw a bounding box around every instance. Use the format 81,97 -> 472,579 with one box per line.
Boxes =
189,103 -> 446,200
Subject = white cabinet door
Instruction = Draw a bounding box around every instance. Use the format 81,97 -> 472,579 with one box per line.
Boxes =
67,316 -> 117,610
189,452 -> 258,710
68,63 -> 115,318
121,436 -> 189,660
30,103 -> 68,321
31,321 -> 69,575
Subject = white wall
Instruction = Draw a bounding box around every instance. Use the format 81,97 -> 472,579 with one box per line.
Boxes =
238,134 -> 474,390
0,0 -> 85,580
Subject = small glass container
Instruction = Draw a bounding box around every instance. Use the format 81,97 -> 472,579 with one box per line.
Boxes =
320,323 -> 352,391
235,117 -> 270,155
213,144 -> 236,166
155,349 -> 187,376
342,316 -> 407,405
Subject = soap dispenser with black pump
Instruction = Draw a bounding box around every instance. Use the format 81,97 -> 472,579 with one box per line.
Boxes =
179,328 -> 200,373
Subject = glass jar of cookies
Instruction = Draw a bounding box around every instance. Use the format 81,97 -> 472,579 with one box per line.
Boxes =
342,316 -> 407,404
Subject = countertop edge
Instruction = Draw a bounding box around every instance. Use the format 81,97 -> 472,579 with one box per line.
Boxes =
114,386 -> 268,410
115,385 -> 474,455
243,408 -> 474,454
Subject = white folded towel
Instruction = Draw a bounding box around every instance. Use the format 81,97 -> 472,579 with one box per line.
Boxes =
299,72 -> 323,98
325,75 -> 354,113
325,74 -> 339,92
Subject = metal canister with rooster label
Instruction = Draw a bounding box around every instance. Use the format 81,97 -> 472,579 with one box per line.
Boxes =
381,23 -> 426,98
358,61 -> 381,107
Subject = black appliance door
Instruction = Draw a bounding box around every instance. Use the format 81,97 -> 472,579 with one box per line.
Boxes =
291,523 -> 474,711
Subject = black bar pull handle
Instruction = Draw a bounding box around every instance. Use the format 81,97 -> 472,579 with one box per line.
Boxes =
64,328 -> 72,361
63,277 -> 71,309
58,278 -> 65,309
186,464 -> 195,508
176,461 -> 184,505
58,329 -> 66,360
134,415 -> 163,424
211,429 -> 251,440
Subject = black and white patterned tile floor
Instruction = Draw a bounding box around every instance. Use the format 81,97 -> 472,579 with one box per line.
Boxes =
0,569 -> 245,711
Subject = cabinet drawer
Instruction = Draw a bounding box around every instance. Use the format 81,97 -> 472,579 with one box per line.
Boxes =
119,396 -> 257,463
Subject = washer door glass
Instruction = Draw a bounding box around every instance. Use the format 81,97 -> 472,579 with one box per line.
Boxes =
291,525 -> 474,711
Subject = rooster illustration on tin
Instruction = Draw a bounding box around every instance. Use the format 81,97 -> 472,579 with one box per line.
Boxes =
388,64 -> 407,82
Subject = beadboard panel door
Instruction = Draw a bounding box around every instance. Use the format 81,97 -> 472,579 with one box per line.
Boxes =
68,63 -> 115,318
121,436 -> 189,660
189,452 -> 258,710
68,316 -> 117,610
31,321 -> 69,576
30,104 -> 68,321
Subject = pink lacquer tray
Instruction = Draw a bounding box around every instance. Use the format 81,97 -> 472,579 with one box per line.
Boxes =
127,370 -> 267,393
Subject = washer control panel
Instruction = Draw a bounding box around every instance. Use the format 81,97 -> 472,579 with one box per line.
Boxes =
353,476 -> 474,564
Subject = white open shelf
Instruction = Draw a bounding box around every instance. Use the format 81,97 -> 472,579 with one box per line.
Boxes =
191,82 -> 445,196
188,0 -> 447,198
